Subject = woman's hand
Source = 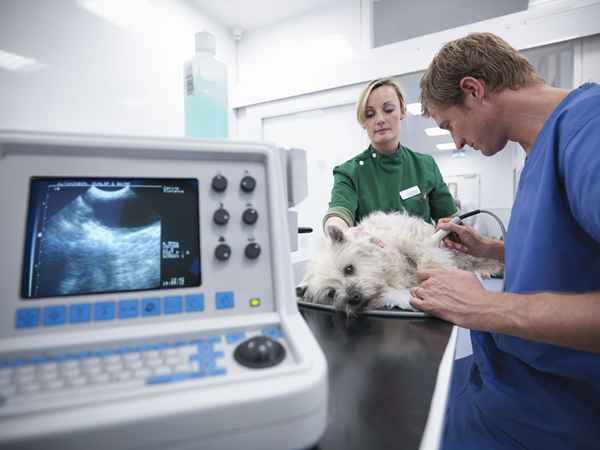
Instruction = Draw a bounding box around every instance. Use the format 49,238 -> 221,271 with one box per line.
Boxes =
324,216 -> 350,236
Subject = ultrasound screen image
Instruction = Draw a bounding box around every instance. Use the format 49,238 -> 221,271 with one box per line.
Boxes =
22,178 -> 201,299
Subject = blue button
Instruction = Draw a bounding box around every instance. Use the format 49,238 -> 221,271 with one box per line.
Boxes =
44,305 -> 66,326
30,355 -> 49,364
94,302 -> 116,321
147,372 -> 193,385
164,296 -> 183,315
1,359 -> 27,368
69,304 -> 91,323
262,327 -> 283,339
119,300 -> 139,319
185,294 -> 204,312
226,331 -> 246,344
16,308 -> 41,329
215,292 -> 234,310
142,298 -> 161,316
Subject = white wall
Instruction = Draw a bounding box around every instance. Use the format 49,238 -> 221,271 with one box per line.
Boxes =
236,0 -> 366,106
436,146 -> 517,238
0,0 -> 236,137
581,33 -> 600,83
234,0 -> 600,108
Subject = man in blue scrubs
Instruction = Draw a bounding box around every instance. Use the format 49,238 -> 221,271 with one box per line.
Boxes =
412,32 -> 600,449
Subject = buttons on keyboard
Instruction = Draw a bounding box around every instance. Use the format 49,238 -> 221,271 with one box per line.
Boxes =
94,302 -> 116,321
14,291 -> 248,330
43,306 -> 66,327
0,326 -> 285,411
215,292 -> 234,310
141,298 -> 161,317
69,304 -> 91,323
16,308 -> 40,329
163,296 -> 183,315
0,330 -> 284,401
118,300 -> 139,319
185,294 -> 204,312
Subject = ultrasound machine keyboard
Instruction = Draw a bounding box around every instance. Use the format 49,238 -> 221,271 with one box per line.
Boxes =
0,325 -> 286,416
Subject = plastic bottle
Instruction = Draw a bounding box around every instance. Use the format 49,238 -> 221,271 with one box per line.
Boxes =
183,31 -> 228,138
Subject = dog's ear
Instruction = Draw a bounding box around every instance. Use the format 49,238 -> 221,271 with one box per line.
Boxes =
296,285 -> 307,299
326,225 -> 345,244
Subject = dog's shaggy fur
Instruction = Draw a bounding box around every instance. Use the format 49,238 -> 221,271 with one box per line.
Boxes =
296,212 -> 500,316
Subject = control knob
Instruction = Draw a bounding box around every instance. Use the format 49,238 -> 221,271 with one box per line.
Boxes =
213,208 -> 230,226
242,208 -> 258,225
214,244 -> 231,261
244,243 -> 261,260
211,175 -> 228,192
240,175 -> 256,193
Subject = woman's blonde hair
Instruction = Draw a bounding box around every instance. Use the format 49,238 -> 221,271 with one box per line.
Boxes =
356,78 -> 406,124
420,32 -> 542,116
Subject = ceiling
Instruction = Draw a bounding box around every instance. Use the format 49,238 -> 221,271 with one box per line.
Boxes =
191,0 -> 341,33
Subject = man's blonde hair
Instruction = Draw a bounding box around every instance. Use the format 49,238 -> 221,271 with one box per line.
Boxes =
356,78 -> 406,124
420,32 -> 542,116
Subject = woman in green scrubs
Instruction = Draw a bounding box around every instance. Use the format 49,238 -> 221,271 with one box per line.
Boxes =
323,78 -> 457,231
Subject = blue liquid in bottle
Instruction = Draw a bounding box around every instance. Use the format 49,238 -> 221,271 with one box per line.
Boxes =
184,32 -> 228,139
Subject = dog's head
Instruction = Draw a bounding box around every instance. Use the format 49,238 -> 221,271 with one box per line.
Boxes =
296,224 -> 416,316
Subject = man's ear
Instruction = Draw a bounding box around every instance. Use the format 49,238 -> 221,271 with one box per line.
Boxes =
326,225 -> 345,244
459,77 -> 486,104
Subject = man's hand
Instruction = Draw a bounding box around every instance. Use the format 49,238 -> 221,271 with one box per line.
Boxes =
436,218 -> 503,261
409,269 -> 501,330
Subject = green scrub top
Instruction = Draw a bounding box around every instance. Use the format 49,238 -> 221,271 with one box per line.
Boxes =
324,145 -> 457,227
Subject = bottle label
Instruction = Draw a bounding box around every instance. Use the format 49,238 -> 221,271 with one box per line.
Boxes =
184,64 -> 194,96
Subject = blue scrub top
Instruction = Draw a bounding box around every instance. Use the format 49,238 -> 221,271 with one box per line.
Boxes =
443,83 -> 600,450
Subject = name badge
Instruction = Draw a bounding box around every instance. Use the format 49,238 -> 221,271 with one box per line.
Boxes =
399,185 -> 421,200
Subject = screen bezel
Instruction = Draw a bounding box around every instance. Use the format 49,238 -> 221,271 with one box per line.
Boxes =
20,176 -> 202,300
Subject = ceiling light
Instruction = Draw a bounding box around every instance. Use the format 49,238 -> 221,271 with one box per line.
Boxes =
406,102 -> 422,115
436,142 -> 456,150
425,127 -> 450,137
0,49 -> 43,71
77,0 -> 160,32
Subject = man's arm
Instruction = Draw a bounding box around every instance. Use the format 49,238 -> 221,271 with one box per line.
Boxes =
410,269 -> 600,353
500,290 -> 600,353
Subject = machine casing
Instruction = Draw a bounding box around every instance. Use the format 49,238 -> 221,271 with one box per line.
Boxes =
0,130 -> 328,450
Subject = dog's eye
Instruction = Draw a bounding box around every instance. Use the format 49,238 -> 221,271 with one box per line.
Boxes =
343,264 -> 354,276
327,288 -> 336,299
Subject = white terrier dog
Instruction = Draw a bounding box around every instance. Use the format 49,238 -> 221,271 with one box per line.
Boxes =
296,212 -> 500,316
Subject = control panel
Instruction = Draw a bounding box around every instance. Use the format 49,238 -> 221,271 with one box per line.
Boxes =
3,160 -> 276,338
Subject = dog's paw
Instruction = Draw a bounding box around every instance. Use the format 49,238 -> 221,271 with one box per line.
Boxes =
380,288 -> 416,311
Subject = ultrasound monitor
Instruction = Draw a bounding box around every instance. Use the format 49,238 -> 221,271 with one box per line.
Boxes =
22,177 -> 201,299
0,130 -> 327,450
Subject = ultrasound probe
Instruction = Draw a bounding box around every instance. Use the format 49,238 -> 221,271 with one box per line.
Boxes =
427,210 -> 483,246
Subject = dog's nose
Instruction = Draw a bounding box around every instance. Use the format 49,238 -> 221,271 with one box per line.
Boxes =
347,292 -> 362,306
296,285 -> 307,298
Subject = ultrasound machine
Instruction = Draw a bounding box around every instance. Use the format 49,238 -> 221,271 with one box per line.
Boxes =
0,130 -> 327,450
